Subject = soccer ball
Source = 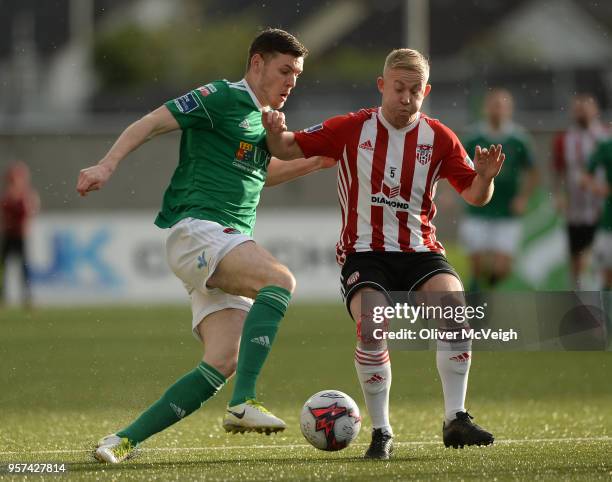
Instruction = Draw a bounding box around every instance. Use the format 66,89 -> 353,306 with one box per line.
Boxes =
300,389 -> 362,451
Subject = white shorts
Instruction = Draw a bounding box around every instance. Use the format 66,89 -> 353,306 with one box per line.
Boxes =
593,230 -> 612,269
166,218 -> 254,340
459,216 -> 522,255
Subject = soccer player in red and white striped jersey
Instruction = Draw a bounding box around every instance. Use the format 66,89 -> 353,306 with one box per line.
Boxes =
264,48 -> 503,458
553,94 -> 608,289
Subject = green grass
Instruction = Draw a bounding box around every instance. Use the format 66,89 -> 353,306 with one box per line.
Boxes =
1,305 -> 611,480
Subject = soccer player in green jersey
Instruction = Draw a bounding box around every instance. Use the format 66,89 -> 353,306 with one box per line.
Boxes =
584,139 -> 612,290
77,28 -> 330,464
459,88 -> 538,290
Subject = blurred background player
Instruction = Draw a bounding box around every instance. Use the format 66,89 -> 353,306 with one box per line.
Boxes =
460,88 -> 538,291
0,161 -> 40,308
77,28 -> 332,464
553,94 -> 607,289
584,137 -> 612,290
264,48 -> 499,459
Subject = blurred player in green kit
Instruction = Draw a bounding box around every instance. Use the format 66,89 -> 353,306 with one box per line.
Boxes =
459,88 -> 538,290
77,28 -> 333,463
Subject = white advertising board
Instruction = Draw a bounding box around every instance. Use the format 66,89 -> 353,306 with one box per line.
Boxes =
9,210 -> 342,305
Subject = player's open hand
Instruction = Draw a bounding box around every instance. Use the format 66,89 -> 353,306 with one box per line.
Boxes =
473,144 -> 505,181
262,110 -> 287,136
76,163 -> 114,197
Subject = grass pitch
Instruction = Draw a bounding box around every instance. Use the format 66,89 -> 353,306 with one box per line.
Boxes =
1,304 -> 611,480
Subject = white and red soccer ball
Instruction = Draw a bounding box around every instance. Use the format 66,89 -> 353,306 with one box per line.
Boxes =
300,390 -> 362,451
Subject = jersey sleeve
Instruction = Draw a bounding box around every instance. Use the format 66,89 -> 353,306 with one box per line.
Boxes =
164,81 -> 231,130
438,123 -> 477,193
294,113 -> 358,159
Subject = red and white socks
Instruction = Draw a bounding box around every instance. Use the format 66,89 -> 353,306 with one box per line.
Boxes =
354,347 -> 393,435
436,340 -> 472,423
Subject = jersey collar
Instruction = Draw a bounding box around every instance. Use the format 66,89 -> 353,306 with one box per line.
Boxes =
240,78 -> 265,111
377,108 -> 421,133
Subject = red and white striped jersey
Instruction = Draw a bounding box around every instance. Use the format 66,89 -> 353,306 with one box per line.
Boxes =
294,108 -> 477,265
553,122 -> 608,225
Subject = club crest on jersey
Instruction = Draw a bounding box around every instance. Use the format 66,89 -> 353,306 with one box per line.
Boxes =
416,144 -> 433,165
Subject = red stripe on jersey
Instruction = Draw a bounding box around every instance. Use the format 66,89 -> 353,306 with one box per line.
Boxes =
419,159 -> 440,250
397,126 -> 418,251
370,119 -> 389,251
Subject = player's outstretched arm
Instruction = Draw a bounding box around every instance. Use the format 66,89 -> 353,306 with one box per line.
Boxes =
76,106 -> 179,196
461,144 -> 505,206
265,156 -> 336,187
262,110 -> 305,160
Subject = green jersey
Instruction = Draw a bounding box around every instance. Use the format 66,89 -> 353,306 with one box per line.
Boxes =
463,122 -> 534,218
155,79 -> 271,235
587,139 -> 612,231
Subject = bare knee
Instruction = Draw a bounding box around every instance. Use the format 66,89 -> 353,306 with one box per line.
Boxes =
204,353 -> 238,379
265,264 -> 296,294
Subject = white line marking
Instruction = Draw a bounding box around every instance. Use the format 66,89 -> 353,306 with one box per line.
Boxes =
0,436 -> 609,456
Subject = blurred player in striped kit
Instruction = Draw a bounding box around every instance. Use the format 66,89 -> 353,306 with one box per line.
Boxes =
553,94 -> 608,289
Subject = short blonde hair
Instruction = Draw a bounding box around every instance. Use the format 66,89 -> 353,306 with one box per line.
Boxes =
384,48 -> 430,80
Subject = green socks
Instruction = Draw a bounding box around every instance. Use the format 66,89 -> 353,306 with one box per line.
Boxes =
115,285 -> 291,444
117,361 -> 226,445
229,285 -> 291,406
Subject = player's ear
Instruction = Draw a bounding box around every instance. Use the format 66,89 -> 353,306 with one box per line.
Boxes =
250,53 -> 264,73
424,84 -> 432,98
376,76 -> 384,94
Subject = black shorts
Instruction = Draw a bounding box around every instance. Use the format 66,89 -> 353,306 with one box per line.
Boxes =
340,251 -> 461,315
567,224 -> 597,255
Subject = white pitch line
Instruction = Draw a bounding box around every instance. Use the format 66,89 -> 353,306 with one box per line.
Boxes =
0,436 -> 610,456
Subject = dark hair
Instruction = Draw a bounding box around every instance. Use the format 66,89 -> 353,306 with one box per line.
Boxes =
246,28 -> 308,70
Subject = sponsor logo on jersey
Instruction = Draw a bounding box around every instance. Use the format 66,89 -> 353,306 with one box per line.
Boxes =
174,92 -> 199,113
233,141 -> 271,173
223,227 -> 241,234
382,182 -> 400,199
416,143 -> 433,165
371,195 -> 410,210
304,123 -> 323,133
346,271 -> 360,286
239,118 -> 250,129
197,83 -> 217,97
359,139 -> 374,151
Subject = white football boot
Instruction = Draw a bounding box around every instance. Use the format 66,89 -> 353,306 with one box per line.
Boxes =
223,399 -> 286,434
94,434 -> 135,463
